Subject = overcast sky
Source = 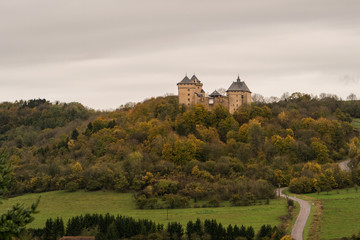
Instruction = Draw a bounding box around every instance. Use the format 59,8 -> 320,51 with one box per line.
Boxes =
1,0 -> 360,109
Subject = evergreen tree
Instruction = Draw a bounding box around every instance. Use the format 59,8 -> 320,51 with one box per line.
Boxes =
0,150 -> 39,240
246,226 -> 255,240
71,129 -> 79,140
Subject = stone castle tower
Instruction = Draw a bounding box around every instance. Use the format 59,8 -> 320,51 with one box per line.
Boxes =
177,75 -> 251,114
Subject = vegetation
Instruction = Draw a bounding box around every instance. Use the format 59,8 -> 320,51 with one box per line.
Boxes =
352,118 -> 360,130
290,187 -> 360,239
0,190 -> 287,230
0,94 -> 360,237
0,95 -> 359,206
27,213 -> 284,240
0,150 -> 39,239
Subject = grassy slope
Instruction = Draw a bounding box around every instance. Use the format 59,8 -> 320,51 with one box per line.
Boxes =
295,188 -> 360,239
352,118 -> 360,130
0,190 -> 287,230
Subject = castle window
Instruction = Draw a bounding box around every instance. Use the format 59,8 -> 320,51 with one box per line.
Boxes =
188,89 -> 190,91
209,98 -> 214,105
188,98 -> 190,101
188,93 -> 190,96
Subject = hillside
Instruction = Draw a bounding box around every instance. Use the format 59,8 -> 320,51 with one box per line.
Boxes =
1,95 -> 360,208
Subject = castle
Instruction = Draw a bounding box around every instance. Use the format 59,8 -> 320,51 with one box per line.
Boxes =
177,75 -> 252,114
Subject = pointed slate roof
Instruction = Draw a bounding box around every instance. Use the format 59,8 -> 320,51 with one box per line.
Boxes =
201,89 -> 205,93
190,75 -> 201,83
177,75 -> 194,85
226,76 -> 251,92
209,90 -> 222,97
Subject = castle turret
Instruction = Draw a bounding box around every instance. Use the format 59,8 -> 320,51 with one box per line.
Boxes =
177,74 -> 203,106
226,76 -> 252,114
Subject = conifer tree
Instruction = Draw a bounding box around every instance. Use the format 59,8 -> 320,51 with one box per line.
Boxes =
0,150 -> 39,240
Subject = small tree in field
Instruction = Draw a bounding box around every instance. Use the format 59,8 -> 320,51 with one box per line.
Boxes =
0,150 -> 39,239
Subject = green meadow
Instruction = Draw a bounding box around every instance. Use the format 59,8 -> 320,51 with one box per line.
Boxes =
0,190 -> 287,231
297,188 -> 360,239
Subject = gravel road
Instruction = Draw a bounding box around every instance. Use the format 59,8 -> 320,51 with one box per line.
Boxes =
279,188 -> 311,240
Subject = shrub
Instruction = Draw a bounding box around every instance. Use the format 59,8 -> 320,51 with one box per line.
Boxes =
164,194 -> 189,208
287,199 -> 294,207
208,198 -> 220,207
154,179 -> 179,195
86,180 -> 102,191
289,176 -> 315,194
230,192 -> 256,206
65,181 -> 79,192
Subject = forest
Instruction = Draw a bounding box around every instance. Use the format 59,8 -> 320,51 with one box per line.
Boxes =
1,93 -> 360,208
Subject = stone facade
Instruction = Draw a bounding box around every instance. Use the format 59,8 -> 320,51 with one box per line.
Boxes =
177,75 -> 251,114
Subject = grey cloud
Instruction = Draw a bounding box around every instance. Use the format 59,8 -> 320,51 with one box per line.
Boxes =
1,0 -> 360,109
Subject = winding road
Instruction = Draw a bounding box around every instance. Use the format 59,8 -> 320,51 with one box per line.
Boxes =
279,188 -> 310,240
280,159 -> 351,240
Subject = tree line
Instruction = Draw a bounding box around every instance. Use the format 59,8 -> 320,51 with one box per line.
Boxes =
28,214 -> 285,240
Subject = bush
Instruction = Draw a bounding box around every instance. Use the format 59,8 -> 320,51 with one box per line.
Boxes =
289,176 -> 315,194
287,199 -> 294,207
230,192 -> 256,206
208,198 -> 220,207
164,194 -> 189,208
154,179 -> 179,195
65,181 -> 79,192
135,194 -> 159,209
86,180 -> 102,191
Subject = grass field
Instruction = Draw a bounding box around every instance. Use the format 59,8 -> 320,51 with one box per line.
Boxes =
298,188 -> 360,239
0,190 -> 287,231
352,118 -> 360,130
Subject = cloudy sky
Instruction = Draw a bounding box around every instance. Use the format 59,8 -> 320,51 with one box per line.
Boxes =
1,0 -> 360,109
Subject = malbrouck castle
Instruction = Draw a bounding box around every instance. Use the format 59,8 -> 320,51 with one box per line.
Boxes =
177,75 -> 252,114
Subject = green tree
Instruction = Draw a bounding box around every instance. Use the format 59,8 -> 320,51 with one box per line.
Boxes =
0,150 -> 39,239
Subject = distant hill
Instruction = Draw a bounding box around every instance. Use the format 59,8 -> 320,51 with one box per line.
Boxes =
1,94 -> 360,207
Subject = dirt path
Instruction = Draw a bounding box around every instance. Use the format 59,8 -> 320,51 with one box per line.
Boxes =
339,159 -> 351,172
279,188 -> 311,240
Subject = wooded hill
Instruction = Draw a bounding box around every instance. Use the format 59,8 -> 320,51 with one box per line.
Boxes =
1,94 -> 360,207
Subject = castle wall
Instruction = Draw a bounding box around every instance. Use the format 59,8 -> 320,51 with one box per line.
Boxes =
178,84 -> 197,106
227,91 -> 251,114
194,96 -> 229,110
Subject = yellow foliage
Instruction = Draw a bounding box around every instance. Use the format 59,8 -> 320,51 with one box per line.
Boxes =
238,124 -> 249,142
142,172 -> 154,184
72,162 -> 83,173
302,161 -> 322,174
192,165 -> 200,176
191,165 -> 214,181
280,235 -> 293,240
301,117 -> 315,128
278,111 -> 288,124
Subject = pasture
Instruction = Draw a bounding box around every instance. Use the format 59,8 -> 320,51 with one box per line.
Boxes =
0,190 -> 287,231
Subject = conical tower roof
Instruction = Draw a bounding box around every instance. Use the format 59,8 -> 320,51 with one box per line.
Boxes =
226,76 -> 251,92
190,74 -> 201,83
177,75 -> 194,85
